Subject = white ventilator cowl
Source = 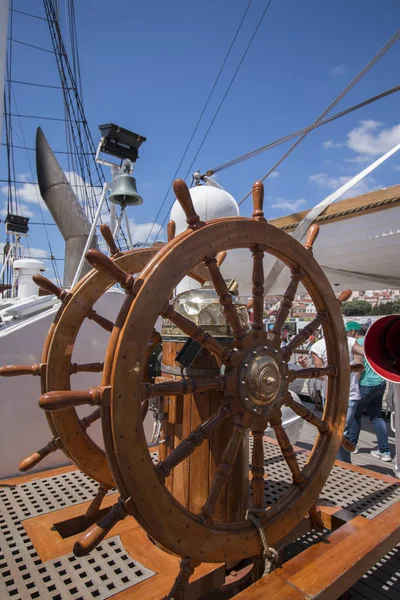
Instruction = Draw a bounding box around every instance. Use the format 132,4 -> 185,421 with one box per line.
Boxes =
170,184 -> 239,235
170,184 -> 239,293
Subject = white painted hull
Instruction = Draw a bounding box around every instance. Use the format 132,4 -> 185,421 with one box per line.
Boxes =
0,288 -> 159,479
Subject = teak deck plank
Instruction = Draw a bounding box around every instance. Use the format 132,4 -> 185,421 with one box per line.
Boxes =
236,502 -> 400,600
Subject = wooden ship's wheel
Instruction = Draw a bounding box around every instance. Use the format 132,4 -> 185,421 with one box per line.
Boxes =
0,221 -> 220,520
0,227 -> 160,506
39,179 -> 360,597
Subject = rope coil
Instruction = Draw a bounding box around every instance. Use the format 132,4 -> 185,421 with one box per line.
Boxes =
245,508 -> 279,576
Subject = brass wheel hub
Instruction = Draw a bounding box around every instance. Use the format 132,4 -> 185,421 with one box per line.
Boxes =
237,345 -> 288,416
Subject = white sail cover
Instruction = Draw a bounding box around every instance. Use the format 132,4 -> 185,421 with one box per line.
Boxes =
217,185 -> 400,295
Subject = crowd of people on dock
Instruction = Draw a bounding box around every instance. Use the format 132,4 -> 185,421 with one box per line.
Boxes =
309,322 -> 392,464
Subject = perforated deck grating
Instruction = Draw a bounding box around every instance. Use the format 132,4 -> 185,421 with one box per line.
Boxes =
258,439 -> 400,599
255,442 -> 400,518
258,439 -> 400,518
0,445 -> 399,599
0,469 -> 155,600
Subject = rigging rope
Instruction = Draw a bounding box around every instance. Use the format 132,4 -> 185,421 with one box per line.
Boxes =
9,86 -> 63,285
207,84 -> 400,175
181,0 -> 274,184
238,28 -> 400,206
144,0 -> 254,245
153,0 -> 275,243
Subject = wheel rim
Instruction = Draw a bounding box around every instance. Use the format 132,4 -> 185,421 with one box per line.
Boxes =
45,248 -> 157,487
106,217 -> 350,563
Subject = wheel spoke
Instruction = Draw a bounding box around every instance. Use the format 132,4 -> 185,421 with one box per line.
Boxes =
272,271 -> 301,336
200,420 -> 245,521
80,407 -> 102,430
283,312 -> 327,356
144,375 -> 225,398
284,394 -> 328,433
70,362 -> 103,374
251,246 -> 265,332
161,303 -> 232,363
251,430 -> 265,509
85,484 -> 110,520
156,405 -> 230,479
87,309 -> 114,332
289,365 -> 337,380
204,255 -> 246,340
308,505 -> 325,532
284,394 -> 356,452
269,412 -> 305,485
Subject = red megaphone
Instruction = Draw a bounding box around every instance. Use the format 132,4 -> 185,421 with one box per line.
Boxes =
364,315 -> 400,383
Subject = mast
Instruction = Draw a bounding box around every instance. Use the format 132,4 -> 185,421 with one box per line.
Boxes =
0,0 -> 8,149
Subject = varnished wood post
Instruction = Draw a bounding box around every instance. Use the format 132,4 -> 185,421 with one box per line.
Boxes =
159,339 -> 248,524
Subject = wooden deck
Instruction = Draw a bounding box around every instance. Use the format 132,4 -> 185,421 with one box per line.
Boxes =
0,412 -> 399,600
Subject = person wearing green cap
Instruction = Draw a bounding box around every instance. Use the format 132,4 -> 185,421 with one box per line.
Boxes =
348,324 -> 391,462
336,321 -> 364,463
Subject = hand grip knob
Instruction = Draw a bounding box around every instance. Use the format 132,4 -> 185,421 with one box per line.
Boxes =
100,224 -> 120,256
39,388 -> 102,411
0,364 -> 43,377
86,249 -> 134,291
18,438 -> 60,472
173,179 -> 201,228
216,251 -> 226,267
252,181 -> 265,220
74,500 -> 127,557
167,220 -> 176,242
341,435 -> 356,453
338,289 -> 352,304
33,275 -> 69,301
304,224 -> 319,252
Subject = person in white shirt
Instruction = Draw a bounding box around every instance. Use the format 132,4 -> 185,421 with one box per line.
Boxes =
310,321 -> 364,463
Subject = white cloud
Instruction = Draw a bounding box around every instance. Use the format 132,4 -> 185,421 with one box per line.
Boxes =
346,120 -> 400,156
343,155 -> 370,165
269,171 -> 279,178
127,218 -> 166,245
0,170 -> 106,220
0,201 -> 35,218
330,64 -> 346,77
270,198 -> 307,211
0,242 -> 48,259
309,172 -> 380,198
0,177 -> 47,213
323,139 -> 342,149
393,165 -> 400,171
28,247 -> 49,259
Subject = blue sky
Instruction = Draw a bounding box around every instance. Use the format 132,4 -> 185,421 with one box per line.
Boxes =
1,0 -> 400,280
